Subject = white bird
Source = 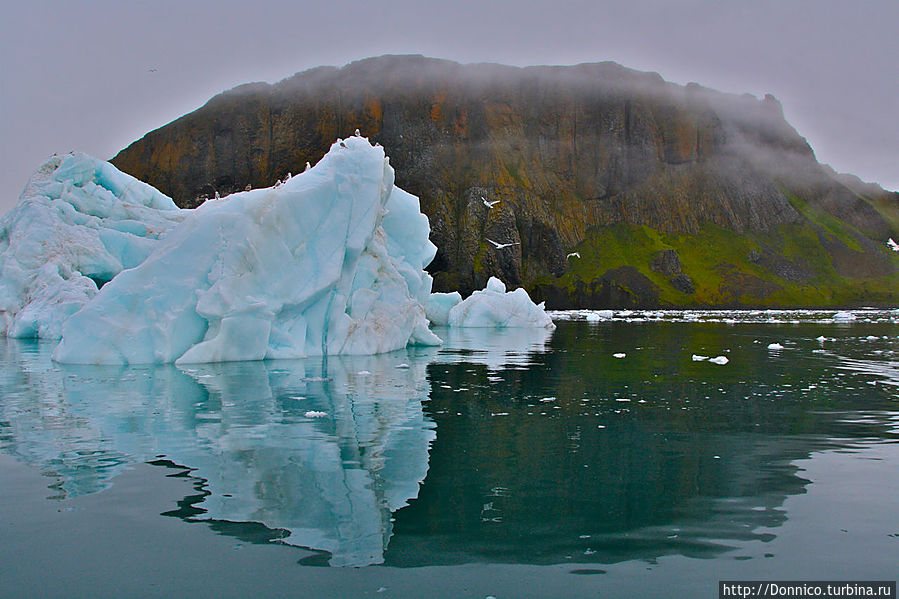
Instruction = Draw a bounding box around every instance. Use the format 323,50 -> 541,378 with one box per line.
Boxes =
888,238 -> 899,252
486,238 -> 519,249
354,128 -> 361,136
305,162 -> 311,171
482,197 -> 501,208
567,252 -> 581,259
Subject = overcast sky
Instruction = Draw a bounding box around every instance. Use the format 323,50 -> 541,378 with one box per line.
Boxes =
1,0 -> 897,216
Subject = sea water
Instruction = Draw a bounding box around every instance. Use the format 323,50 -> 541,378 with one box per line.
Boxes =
1,311 -> 897,597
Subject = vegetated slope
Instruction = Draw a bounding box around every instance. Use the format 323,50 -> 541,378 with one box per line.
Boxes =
112,55 -> 899,308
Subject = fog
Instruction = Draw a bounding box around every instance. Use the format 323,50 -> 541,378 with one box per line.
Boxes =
1,0 -> 897,216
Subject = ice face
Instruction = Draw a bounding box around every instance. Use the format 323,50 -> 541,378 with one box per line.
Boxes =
52,137 -> 441,364
445,276 -> 555,329
0,153 -> 184,339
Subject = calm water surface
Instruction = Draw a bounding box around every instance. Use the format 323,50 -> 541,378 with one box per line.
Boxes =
1,311 -> 897,597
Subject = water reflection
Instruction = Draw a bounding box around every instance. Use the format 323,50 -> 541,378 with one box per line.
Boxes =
1,319 -> 896,570
0,340 -> 438,566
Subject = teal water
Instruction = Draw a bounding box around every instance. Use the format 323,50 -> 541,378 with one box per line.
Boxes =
1,312 -> 897,597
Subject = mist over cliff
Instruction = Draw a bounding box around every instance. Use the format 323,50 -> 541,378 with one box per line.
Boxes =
112,55 -> 899,308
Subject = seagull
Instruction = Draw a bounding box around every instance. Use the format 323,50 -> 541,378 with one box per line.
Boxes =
482,197 -> 501,208
305,162 -> 311,171
486,238 -> 519,249
888,238 -> 899,252
354,128 -> 361,136
567,252 -> 581,259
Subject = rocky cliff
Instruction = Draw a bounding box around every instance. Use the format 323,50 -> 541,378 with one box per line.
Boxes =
112,55 -> 899,308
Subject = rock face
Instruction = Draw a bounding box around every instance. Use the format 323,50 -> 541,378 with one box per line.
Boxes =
112,55 -> 899,307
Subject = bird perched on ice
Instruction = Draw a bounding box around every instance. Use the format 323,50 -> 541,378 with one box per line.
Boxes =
487,238 -> 519,249
482,197 -> 501,208
305,162 -> 311,171
339,141 -> 347,148
354,128 -> 361,136
567,252 -> 580,259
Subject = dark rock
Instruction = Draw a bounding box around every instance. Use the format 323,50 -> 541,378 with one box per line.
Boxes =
670,273 -> 695,294
108,55 -> 899,307
650,249 -> 682,276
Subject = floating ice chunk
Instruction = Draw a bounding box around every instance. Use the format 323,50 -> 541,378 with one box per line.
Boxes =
424,291 -> 462,326
833,311 -> 856,321
357,370 -> 372,376
0,153 -> 184,339
767,343 -> 784,350
709,356 -> 729,365
865,335 -> 879,341
446,277 -> 555,329
586,310 -> 613,321
52,137 -> 442,364
816,336 -> 827,343
692,354 -> 709,361
304,411 -> 328,418
613,353 -> 626,358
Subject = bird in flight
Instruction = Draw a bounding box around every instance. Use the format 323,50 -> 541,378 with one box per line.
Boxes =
567,252 -> 581,259
482,197 -> 501,208
487,238 -> 519,249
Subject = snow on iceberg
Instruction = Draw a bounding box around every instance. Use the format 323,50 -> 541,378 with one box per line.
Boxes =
445,277 -> 555,329
0,153 -> 185,339
53,136 -> 441,364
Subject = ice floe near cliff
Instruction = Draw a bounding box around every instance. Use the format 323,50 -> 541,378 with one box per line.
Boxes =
0,153 -> 184,339
50,137 -> 441,364
443,277 -> 555,329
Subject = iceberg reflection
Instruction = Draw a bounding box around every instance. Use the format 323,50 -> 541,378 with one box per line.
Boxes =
0,339 -> 437,566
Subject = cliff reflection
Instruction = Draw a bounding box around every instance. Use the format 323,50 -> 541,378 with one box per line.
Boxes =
0,340 -> 437,566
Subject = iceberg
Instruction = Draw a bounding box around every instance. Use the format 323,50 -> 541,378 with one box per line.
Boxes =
51,136 -> 440,364
444,277 -> 555,329
0,153 -> 184,339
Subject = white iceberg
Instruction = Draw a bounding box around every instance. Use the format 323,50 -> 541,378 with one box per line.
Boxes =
767,343 -> 785,350
709,356 -> 729,365
0,153 -> 185,339
445,277 -> 555,329
50,136 -> 440,364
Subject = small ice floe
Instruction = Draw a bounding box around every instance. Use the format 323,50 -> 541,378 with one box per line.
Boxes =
865,335 -> 879,341
615,398 -> 631,402
816,335 -> 827,343
713,455 -> 721,459
586,310 -> 613,321
357,370 -> 372,376
491,412 -> 510,416
767,343 -> 784,350
597,425 -> 606,429
692,354 -> 709,361
833,311 -> 856,321
302,376 -> 331,382
289,396 -> 306,400
613,353 -> 626,358
540,397 -> 556,402
396,363 -> 410,369
304,411 -> 327,418
709,356 -> 729,365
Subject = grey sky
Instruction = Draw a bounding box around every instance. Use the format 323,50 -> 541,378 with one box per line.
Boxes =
1,0 -> 897,216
